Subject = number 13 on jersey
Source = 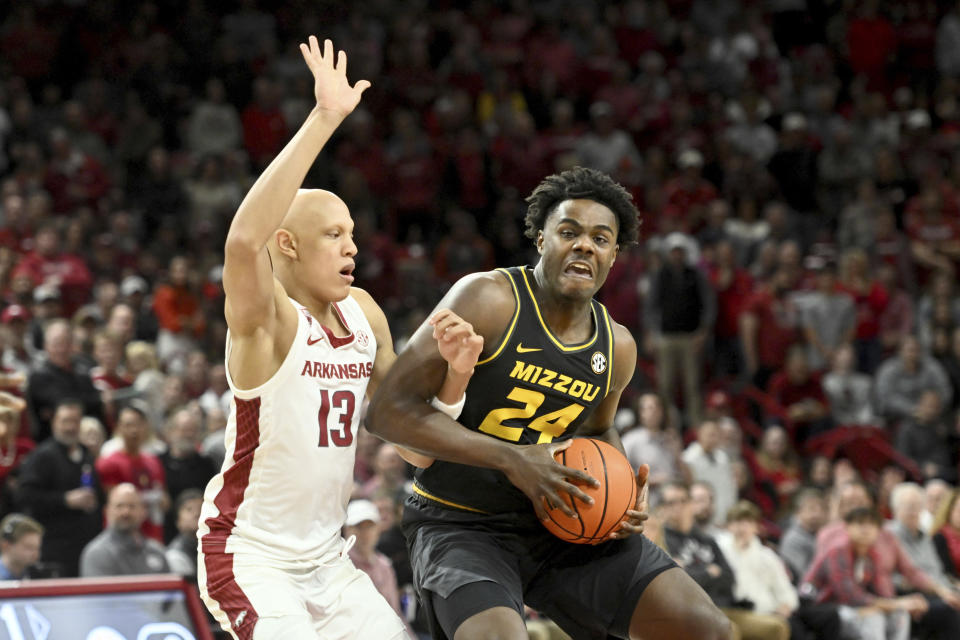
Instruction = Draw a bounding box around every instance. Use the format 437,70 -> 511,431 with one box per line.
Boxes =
318,389 -> 355,447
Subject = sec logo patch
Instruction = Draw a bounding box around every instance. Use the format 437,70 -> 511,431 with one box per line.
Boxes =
591,351 -> 607,374
357,330 -> 370,347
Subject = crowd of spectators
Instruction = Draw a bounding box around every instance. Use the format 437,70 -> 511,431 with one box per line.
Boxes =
6,0 -> 960,638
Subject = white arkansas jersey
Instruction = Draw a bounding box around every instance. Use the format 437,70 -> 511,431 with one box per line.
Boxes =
198,294 -> 376,566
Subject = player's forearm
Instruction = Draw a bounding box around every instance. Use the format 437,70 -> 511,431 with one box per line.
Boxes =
226,107 -> 345,251
435,365 -> 473,405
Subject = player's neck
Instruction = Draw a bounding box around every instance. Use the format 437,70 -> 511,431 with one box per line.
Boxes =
281,278 -> 345,335
530,265 -> 594,340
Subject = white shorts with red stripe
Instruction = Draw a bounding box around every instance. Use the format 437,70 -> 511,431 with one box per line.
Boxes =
198,546 -> 409,640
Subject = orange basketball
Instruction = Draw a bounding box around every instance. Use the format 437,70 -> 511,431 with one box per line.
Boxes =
541,438 -> 637,544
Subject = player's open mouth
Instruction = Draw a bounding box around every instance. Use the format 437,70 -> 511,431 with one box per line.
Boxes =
563,261 -> 593,280
340,264 -> 355,283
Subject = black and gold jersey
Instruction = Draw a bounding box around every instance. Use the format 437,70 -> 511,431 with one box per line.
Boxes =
412,266 -> 616,516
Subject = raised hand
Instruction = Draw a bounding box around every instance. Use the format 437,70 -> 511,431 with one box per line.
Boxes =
430,309 -> 484,375
299,36 -> 371,119
607,463 -> 650,541
503,438 -> 600,522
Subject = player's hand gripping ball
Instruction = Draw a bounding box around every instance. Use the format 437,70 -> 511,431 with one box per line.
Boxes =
541,438 -> 637,544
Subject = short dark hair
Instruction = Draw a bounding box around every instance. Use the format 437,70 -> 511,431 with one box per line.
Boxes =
843,507 -> 881,525
54,398 -> 84,415
120,399 -> 150,421
175,488 -> 204,515
523,167 -> 640,245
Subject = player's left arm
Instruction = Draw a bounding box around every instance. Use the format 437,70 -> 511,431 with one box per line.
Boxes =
352,288 -> 480,467
578,321 -> 650,540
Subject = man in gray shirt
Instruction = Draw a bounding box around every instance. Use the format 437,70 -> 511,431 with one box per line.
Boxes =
79,483 -> 169,577
801,261 -> 855,371
875,336 -> 952,425
778,488 -> 827,583
887,482 -> 960,593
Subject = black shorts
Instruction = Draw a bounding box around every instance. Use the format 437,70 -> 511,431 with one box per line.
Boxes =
402,495 -> 677,640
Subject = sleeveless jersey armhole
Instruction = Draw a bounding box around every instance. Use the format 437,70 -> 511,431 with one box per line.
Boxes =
599,302 -> 615,397
476,268 -> 521,366
224,297 -> 310,400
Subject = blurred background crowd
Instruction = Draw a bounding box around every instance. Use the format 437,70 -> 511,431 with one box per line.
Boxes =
5,0 -> 960,638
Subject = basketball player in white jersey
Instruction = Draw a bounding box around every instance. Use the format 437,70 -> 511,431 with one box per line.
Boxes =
197,36 -> 483,639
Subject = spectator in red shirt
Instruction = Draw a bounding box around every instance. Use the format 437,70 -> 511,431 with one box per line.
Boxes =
710,239 -> 754,378
845,2 -> 897,91
95,402 -> 168,543
803,507 -> 921,640
43,128 -> 110,215
813,482 -> 960,640
905,187 -> 960,283
152,255 -> 205,372
754,425 -> 803,516
767,345 -> 832,443
839,248 -> 890,374
663,149 -> 718,232
0,5 -> 58,85
740,268 -> 802,389
13,225 -> 93,317
241,76 -> 287,169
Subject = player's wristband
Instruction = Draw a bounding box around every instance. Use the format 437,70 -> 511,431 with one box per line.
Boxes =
430,393 -> 466,419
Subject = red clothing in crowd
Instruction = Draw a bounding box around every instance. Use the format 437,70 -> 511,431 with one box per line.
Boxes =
241,104 -> 286,168
152,284 -> 206,337
388,150 -> 440,217
710,267 -> 754,340
839,281 -> 889,341
904,210 -> 960,248
662,176 -> 718,224
90,369 -> 131,393
43,152 -> 110,214
767,371 -> 828,410
846,13 -> 897,89
0,437 -> 35,487
599,249 -> 645,335
811,520 -> 937,599
489,133 -> 550,198
95,450 -> 167,542
803,541 -> 887,606
13,251 -> 93,315
744,288 -> 802,370
336,139 -> 389,197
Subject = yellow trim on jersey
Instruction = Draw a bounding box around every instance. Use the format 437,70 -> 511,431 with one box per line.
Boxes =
601,304 -> 614,396
476,268 -> 521,366
519,268 -> 598,352
412,482 -> 491,514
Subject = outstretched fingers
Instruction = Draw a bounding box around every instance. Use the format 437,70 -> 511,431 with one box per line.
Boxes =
323,37 -> 334,65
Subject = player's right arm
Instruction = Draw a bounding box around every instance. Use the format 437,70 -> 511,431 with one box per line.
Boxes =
223,37 -> 369,385
367,271 -> 599,521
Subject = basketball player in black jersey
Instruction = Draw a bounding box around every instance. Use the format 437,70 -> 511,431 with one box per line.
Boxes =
368,167 -> 731,640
